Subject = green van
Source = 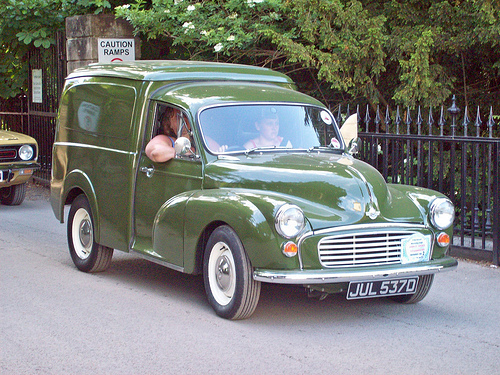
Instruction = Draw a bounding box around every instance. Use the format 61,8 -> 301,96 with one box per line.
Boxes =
51,61 -> 457,319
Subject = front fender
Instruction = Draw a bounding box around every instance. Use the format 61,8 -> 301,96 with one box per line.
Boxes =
389,183 -> 449,226
153,189 -> 305,274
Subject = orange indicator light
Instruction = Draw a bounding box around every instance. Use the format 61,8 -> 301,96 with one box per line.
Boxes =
437,232 -> 450,247
282,241 -> 298,257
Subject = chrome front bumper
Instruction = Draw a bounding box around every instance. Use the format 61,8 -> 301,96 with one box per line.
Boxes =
0,164 -> 40,186
253,256 -> 458,284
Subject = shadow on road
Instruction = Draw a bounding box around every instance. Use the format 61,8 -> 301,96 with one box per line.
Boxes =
86,252 -> 444,325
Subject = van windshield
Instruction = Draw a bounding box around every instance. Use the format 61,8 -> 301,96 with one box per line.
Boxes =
198,104 -> 343,154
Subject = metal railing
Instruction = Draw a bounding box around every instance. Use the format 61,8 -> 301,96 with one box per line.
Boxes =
337,98 -> 499,265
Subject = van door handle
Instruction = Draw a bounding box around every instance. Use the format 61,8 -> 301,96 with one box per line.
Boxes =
140,166 -> 155,178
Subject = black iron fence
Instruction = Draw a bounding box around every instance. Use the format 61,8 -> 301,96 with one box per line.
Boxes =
337,98 -> 499,265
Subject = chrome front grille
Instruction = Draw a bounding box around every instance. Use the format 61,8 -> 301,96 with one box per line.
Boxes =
318,231 -> 419,268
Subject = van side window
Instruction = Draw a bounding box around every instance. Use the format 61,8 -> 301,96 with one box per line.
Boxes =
62,83 -> 136,139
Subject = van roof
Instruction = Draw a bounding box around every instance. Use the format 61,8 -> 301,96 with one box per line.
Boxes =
67,60 -> 294,85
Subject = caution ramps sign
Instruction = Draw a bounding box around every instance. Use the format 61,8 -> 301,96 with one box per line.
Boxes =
98,38 -> 135,63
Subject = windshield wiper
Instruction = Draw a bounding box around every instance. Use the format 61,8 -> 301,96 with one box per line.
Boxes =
308,146 -> 344,153
244,145 -> 290,156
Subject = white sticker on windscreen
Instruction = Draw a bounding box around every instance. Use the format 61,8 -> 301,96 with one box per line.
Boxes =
321,110 -> 333,125
330,138 -> 341,149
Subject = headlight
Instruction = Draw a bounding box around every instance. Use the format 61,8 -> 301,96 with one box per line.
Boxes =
19,145 -> 34,161
430,197 -> 455,230
275,204 -> 306,239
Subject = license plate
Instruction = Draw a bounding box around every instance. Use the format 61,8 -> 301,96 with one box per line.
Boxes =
346,277 -> 419,300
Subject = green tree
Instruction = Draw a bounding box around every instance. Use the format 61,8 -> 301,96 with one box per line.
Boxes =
115,0 -> 388,105
0,0 -> 118,99
381,0 -> 500,108
116,0 -> 500,109
2,0 -> 498,109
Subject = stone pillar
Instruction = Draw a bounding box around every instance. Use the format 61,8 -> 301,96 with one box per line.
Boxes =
65,14 -> 141,74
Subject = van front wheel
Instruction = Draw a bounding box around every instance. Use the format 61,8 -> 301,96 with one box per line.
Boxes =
203,225 -> 261,320
390,274 -> 434,304
67,194 -> 113,273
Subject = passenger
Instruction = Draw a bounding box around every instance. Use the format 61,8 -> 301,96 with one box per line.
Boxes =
145,108 -> 189,162
243,107 -> 292,149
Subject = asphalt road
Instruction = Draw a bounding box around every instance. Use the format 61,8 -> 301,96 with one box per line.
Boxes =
1,196 -> 499,375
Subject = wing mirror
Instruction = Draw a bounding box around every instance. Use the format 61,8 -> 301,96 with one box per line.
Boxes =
174,137 -> 192,156
340,113 -> 359,155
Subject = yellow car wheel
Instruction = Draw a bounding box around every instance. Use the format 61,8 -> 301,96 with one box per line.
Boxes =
1,183 -> 26,205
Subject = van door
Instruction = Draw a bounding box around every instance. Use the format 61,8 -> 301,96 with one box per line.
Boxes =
132,102 -> 202,268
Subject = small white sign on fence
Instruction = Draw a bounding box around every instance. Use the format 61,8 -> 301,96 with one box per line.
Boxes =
32,69 -> 43,103
98,38 -> 135,63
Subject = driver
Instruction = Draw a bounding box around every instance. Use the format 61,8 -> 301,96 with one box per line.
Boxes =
146,107 -> 190,162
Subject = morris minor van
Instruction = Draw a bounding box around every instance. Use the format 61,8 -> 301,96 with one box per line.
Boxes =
51,61 -> 457,319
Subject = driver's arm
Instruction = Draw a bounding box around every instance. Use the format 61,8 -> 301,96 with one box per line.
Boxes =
145,135 -> 176,162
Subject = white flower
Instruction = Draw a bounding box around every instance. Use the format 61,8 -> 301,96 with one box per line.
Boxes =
174,0 -> 183,4
228,13 -> 238,19
200,30 -> 208,36
187,5 -> 195,11
122,4 -> 130,9
227,35 -> 235,41
182,22 -> 195,34
214,43 -> 223,52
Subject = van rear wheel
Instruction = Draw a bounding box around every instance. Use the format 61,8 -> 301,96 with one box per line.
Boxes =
67,194 -> 113,273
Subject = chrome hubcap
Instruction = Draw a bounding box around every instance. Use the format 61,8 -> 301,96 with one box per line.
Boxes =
79,219 -> 92,248
72,208 -> 93,260
208,242 -> 236,306
216,255 -> 232,292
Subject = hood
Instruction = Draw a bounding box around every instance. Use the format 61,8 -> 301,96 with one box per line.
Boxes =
204,152 -> 424,230
0,130 -> 37,145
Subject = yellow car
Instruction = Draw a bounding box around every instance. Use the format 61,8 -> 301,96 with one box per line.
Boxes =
0,130 -> 39,205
